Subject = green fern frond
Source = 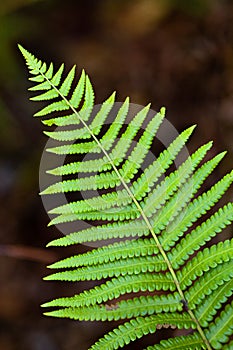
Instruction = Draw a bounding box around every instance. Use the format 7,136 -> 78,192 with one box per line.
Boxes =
145,333 -> 204,350
169,203 -> 233,267
186,261 -> 233,309
44,293 -> 182,321
89,314 -> 196,350
196,279 -> 233,327
207,301 -> 233,349
223,341 -> 233,350
44,255 -> 167,281
47,140 -> 212,220
46,91 -> 116,148
161,169 -> 233,251
19,45 -> 233,350
46,136 -> 216,225
47,238 -> 159,268
42,272 -> 175,309
42,69 -> 86,126
47,220 -> 150,246
178,239 -> 233,289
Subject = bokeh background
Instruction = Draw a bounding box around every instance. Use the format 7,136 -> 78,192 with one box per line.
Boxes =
0,0 -> 232,349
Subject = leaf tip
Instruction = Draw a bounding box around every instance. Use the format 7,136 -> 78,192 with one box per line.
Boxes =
18,43 -> 23,51
18,44 -> 31,61
18,44 -> 25,54
46,241 -> 55,247
43,311 -> 55,317
43,275 -> 50,281
39,189 -> 46,195
160,106 -> 166,116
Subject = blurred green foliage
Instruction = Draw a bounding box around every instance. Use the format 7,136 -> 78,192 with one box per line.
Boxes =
168,0 -> 211,15
0,0 -> 42,16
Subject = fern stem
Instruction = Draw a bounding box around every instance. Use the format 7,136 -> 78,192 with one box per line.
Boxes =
40,69 -> 212,350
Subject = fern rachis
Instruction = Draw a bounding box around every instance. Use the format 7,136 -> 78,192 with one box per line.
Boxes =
19,44 -> 233,350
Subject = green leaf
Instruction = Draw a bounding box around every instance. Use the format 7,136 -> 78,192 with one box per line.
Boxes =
20,45 -> 233,350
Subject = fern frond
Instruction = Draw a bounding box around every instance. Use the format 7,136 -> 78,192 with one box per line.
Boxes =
206,301 -> 233,349
44,91 -> 124,143
222,340 -> 233,350
89,314 -> 196,350
48,130 -> 209,218
46,103 -> 150,175
178,239 -> 233,289
186,261 -> 233,308
47,130 -> 212,225
47,220 -> 150,246
144,150 -> 225,220
44,293 -> 182,321
196,278 -> 233,327
145,333 -> 204,350
30,65 -> 75,101
44,255 -> 167,281
42,272 -> 175,309
19,45 -> 233,350
161,169 -> 233,250
42,69 -> 85,126
46,91 -> 116,149
47,238 -> 159,268
169,203 -> 233,267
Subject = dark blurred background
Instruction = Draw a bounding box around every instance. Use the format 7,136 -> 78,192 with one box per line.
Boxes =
0,0 -> 232,349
